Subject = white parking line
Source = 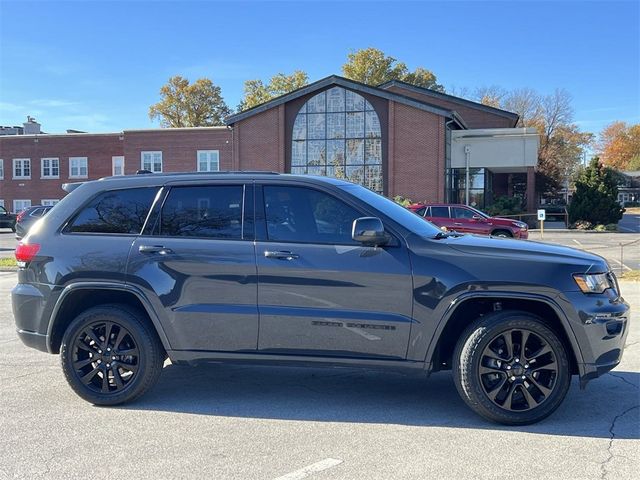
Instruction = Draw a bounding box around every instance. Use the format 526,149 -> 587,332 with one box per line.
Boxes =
572,239 -> 584,248
273,458 -> 343,480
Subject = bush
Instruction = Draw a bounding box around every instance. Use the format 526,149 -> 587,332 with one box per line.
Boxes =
568,157 -> 624,225
605,223 -> 618,231
485,196 -> 523,216
594,224 -> 607,232
571,220 -> 594,230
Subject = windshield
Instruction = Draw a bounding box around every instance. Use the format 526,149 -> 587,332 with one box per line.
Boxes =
340,185 -> 442,237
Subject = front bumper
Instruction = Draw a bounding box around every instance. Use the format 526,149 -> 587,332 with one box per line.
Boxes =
561,289 -> 630,387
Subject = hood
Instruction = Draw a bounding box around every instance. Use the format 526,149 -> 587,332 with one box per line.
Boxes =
444,234 -> 608,272
490,217 -> 526,227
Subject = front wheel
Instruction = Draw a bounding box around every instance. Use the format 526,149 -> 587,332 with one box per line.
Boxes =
453,311 -> 571,425
61,305 -> 164,405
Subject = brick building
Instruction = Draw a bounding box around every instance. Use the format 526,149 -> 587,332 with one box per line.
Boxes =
0,75 -> 538,213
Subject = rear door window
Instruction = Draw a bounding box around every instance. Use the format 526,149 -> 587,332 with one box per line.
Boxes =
430,206 -> 450,218
67,188 -> 159,234
452,207 -> 475,219
159,185 -> 245,239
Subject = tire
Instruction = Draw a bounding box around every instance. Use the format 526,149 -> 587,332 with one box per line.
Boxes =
452,310 -> 571,425
491,230 -> 513,238
61,304 -> 164,405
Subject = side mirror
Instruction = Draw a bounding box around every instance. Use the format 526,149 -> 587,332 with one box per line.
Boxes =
352,217 -> 388,246
472,214 -> 484,221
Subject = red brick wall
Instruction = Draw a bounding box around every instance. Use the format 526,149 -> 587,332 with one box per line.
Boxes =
0,133 -> 123,211
388,102 -> 445,203
233,107 -> 284,172
123,127 -> 232,174
385,85 -> 515,129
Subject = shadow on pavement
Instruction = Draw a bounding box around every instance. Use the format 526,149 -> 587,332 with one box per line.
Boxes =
119,363 -> 639,438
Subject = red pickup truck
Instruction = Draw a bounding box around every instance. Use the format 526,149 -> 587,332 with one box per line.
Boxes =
408,203 -> 529,239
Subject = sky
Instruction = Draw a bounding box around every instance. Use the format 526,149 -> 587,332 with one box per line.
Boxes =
0,0 -> 638,138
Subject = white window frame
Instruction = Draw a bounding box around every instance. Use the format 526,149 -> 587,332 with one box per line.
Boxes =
69,157 -> 88,179
41,199 -> 60,206
13,199 -> 31,212
197,150 -> 220,172
141,151 -> 163,173
41,157 -> 60,179
0,200 -> 5,208
13,158 -> 31,179
0,159 -> 4,180
112,156 -> 125,176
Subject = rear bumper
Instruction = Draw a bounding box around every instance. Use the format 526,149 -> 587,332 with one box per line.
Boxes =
16,329 -> 49,352
12,282 -> 52,353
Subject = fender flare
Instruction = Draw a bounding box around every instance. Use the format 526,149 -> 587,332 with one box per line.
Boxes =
425,290 -> 586,377
46,281 -> 172,353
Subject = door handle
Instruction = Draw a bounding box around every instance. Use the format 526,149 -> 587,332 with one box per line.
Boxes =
264,250 -> 299,260
453,222 -> 463,226
139,245 -> 174,255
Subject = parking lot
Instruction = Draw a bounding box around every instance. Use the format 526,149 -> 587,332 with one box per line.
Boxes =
0,269 -> 638,479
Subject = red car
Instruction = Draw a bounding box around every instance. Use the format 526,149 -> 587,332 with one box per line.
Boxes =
408,203 -> 529,239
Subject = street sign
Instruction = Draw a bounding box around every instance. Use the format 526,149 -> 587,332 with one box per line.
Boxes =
537,209 -> 546,221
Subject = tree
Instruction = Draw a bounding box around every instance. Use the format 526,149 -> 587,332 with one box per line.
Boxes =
568,157 -> 624,225
148,76 -> 231,127
472,86 -> 591,196
342,48 -> 444,91
238,71 -> 308,111
597,121 -> 640,170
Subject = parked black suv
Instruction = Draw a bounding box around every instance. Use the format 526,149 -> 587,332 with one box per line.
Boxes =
0,205 -> 17,231
12,172 -> 629,425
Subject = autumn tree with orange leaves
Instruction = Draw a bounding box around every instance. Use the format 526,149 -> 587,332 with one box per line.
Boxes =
597,121 -> 640,171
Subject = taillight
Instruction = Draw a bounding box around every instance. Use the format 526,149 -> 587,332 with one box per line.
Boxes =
16,210 -> 28,223
15,242 -> 40,263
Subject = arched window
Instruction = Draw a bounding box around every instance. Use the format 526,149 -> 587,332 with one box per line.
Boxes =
291,86 -> 383,193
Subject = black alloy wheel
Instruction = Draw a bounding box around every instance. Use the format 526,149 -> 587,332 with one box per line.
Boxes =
61,305 -> 164,405
72,321 -> 140,394
478,328 -> 558,412
453,311 -> 571,425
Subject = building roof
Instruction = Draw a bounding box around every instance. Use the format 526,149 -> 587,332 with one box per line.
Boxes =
225,75 -> 468,128
378,79 -> 520,126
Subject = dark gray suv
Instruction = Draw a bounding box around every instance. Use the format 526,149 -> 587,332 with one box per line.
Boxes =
12,172 -> 630,425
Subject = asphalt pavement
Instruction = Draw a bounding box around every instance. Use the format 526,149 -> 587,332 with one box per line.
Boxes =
0,272 -> 638,480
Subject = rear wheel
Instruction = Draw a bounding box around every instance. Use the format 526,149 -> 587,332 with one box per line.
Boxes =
61,304 -> 164,405
453,311 -> 571,425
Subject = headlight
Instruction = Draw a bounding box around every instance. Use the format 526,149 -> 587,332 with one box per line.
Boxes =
573,273 -> 614,294
511,221 -> 527,229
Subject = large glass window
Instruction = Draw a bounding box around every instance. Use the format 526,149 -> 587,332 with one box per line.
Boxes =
291,87 -> 383,193
264,185 -> 361,245
160,186 -> 243,239
448,168 -> 487,209
67,188 -> 158,234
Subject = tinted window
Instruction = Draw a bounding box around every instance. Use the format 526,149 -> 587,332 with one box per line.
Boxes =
452,207 -> 475,219
29,208 -> 45,217
160,185 -> 244,239
414,207 -> 427,216
430,206 -> 450,218
68,188 -> 158,234
264,186 -> 360,244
